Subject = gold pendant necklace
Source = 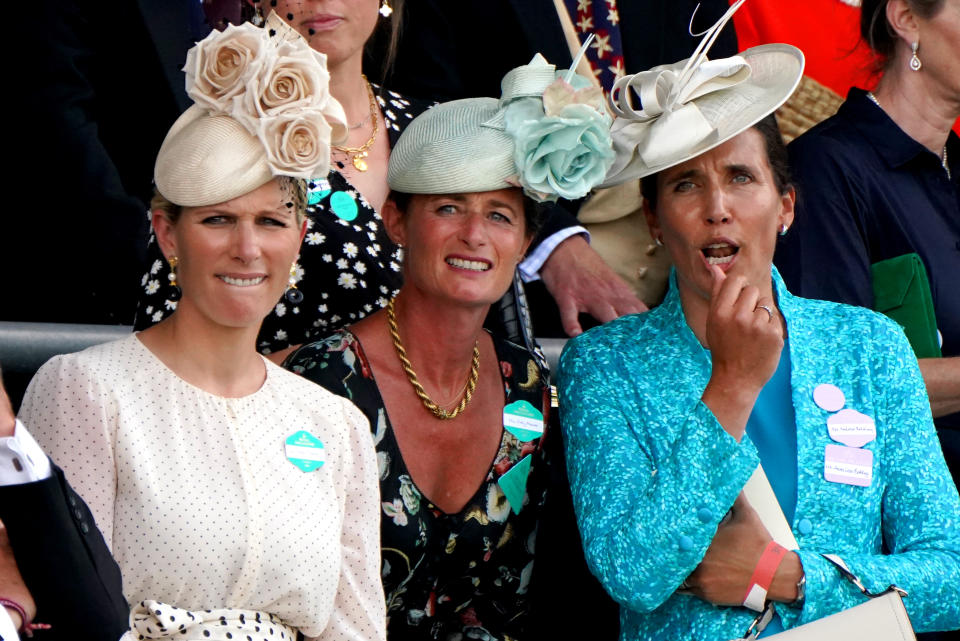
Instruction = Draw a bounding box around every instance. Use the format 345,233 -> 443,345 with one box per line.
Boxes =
333,76 -> 378,172
386,298 -> 480,420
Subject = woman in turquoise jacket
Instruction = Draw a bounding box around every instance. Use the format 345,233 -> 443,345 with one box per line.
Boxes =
558,5 -> 960,638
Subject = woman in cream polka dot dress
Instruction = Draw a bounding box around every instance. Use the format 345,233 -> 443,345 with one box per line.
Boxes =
17,15 -> 385,641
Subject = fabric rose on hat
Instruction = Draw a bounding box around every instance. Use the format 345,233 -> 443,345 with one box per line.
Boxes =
184,22 -> 266,115
504,76 -> 615,202
240,41 -> 345,134
259,110 -> 333,179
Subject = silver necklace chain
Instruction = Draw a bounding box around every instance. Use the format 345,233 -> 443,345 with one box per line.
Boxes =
867,92 -> 951,180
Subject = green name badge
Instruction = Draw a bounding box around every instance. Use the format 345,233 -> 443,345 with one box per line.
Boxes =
502,400 -> 544,442
285,430 -> 325,472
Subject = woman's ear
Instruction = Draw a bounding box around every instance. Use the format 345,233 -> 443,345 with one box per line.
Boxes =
886,0 -> 920,46
151,210 -> 178,262
298,217 -> 308,244
642,197 -> 661,246
779,186 -> 796,232
381,198 -> 407,246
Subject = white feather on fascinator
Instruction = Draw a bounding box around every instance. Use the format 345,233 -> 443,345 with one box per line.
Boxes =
601,0 -> 804,186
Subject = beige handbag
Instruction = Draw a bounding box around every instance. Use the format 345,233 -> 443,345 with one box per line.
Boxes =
738,550 -> 915,640
736,467 -> 916,640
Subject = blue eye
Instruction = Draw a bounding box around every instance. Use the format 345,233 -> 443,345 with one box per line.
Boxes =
437,204 -> 458,214
202,215 -> 230,225
490,211 -> 513,223
674,180 -> 695,192
260,216 -> 289,227
732,173 -> 753,184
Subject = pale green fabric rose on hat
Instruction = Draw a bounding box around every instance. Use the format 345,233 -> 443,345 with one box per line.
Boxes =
505,95 -> 614,202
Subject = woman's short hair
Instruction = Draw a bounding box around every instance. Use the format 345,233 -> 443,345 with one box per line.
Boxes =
151,177 -> 308,225
641,114 -> 792,212
388,190 -> 545,237
860,0 -> 945,63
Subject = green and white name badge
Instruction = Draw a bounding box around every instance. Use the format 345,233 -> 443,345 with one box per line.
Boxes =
285,430 -> 325,472
502,400 -> 544,442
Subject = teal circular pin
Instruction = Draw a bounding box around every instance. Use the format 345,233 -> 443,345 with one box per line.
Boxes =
285,430 -> 325,472
330,191 -> 358,221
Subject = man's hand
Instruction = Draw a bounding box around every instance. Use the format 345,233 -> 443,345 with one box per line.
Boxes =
540,235 -> 648,337
1,524 -> 36,630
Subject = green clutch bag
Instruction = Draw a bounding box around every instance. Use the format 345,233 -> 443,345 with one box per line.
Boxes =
871,253 -> 942,359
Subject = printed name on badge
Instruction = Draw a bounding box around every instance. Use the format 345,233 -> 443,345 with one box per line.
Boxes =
502,400 -> 544,442
826,408 -> 876,448
824,443 -> 873,487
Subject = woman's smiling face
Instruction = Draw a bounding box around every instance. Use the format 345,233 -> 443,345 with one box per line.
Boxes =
383,189 -> 533,308
646,127 -> 795,302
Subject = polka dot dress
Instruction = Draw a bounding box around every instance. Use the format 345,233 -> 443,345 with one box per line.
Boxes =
21,334 -> 386,640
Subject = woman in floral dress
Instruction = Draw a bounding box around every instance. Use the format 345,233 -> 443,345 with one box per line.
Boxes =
286,53 -> 615,639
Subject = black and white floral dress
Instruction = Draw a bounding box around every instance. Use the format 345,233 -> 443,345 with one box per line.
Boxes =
133,88 -> 432,353
286,330 -> 551,641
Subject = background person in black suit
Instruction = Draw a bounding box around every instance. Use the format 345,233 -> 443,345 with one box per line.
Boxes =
0,367 -> 127,639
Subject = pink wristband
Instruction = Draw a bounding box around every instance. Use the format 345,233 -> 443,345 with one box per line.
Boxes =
0,597 -> 51,637
742,541 -> 788,611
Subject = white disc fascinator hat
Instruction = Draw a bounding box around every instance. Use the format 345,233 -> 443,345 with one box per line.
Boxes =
601,0 -> 804,187
154,12 -> 348,207
388,40 -> 615,203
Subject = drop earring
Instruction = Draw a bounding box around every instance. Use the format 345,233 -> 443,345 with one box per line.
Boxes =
909,41 -> 922,71
251,1 -> 265,26
285,263 -> 304,304
779,224 -> 789,236
379,0 -> 393,18
167,256 -> 182,301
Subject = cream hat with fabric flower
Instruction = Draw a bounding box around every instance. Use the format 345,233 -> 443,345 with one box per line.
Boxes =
601,0 -> 804,186
154,11 -> 347,207
388,41 -> 614,203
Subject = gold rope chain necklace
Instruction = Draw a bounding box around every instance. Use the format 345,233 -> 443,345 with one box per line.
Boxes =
386,298 -> 480,420
333,76 -> 378,172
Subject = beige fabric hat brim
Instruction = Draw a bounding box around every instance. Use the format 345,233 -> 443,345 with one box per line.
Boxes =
154,105 -> 275,207
602,44 -> 804,186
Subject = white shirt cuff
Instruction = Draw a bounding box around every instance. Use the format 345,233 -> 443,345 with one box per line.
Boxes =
518,226 -> 589,283
0,605 -> 21,641
0,420 -> 53,486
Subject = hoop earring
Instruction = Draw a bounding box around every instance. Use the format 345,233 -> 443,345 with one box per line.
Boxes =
909,41 -> 922,71
167,256 -> 182,301
251,1 -> 265,26
285,263 -> 304,304
379,0 -> 394,18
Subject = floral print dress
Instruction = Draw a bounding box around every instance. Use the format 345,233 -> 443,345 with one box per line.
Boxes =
287,330 -> 551,641
133,88 -> 432,353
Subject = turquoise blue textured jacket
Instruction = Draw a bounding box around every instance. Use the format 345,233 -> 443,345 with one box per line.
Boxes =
557,269 -> 960,640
